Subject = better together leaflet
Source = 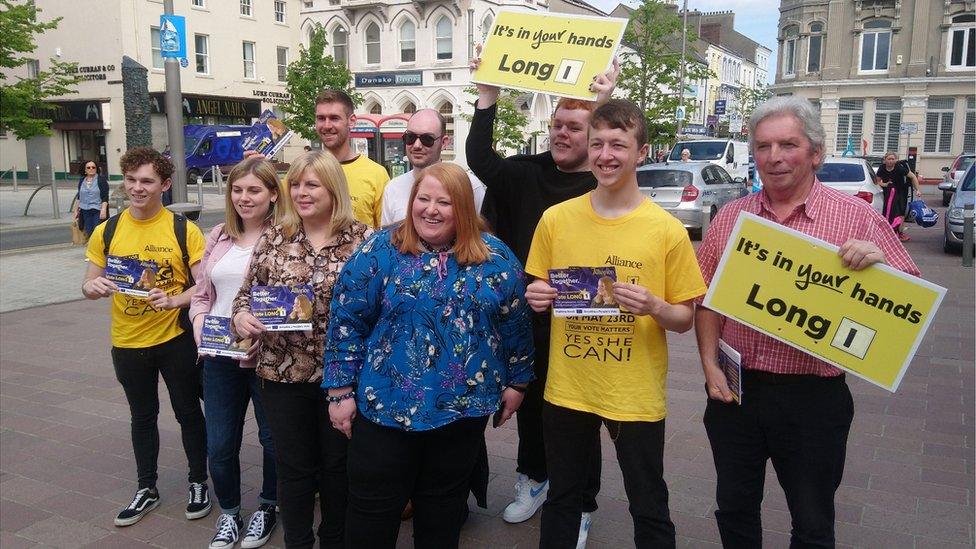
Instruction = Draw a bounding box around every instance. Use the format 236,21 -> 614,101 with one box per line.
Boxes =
549,266 -> 620,317
199,315 -> 249,359
250,285 -> 315,331
105,255 -> 158,298
718,339 -> 742,404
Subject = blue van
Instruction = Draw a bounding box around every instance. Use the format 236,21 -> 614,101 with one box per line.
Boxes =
182,124 -> 250,181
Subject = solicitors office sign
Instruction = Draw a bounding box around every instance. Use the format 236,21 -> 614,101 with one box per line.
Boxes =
702,213 -> 945,392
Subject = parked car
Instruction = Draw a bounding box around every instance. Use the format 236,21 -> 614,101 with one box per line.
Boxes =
944,163 -> 975,253
816,157 -> 884,216
636,161 -> 746,239
667,139 -> 749,180
939,154 -> 974,206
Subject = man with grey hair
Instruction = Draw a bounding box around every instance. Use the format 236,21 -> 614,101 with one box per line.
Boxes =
693,96 -> 919,548
380,108 -> 485,226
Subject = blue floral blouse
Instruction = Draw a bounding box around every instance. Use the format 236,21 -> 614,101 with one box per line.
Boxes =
322,228 -> 534,431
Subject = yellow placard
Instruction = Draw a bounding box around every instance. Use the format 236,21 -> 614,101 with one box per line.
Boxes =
702,213 -> 946,392
473,10 -> 627,100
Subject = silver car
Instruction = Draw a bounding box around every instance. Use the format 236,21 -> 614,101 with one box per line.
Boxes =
636,161 -> 746,238
816,157 -> 884,216
938,154 -> 974,206
944,163 -> 975,252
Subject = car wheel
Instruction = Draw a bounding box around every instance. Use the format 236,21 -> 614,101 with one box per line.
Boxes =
187,168 -> 200,184
943,232 -> 958,253
942,191 -> 951,207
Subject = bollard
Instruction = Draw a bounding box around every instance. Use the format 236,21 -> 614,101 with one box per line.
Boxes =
197,175 -> 204,206
12,166 -> 17,192
48,165 -> 61,219
963,203 -> 974,268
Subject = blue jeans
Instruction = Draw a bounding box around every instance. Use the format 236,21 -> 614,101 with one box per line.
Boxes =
80,208 -> 103,238
203,356 -> 277,514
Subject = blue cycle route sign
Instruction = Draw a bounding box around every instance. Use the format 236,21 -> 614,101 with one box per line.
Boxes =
160,15 -> 187,59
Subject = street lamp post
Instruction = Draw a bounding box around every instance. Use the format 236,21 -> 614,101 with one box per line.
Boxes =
675,0 -> 690,137
163,0 -> 187,203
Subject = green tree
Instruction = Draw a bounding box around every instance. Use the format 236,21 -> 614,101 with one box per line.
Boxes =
618,0 -> 713,145
282,23 -> 360,141
462,87 -> 540,153
735,82 -> 772,121
0,0 -> 81,140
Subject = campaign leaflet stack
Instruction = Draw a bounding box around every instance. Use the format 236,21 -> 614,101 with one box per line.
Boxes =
105,255 -> 158,298
199,315 -> 249,360
548,266 -> 620,317
250,285 -> 315,331
717,339 -> 742,404
241,109 -> 294,158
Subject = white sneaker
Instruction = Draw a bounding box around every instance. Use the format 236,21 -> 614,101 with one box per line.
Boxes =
502,473 -> 548,523
576,512 -> 592,549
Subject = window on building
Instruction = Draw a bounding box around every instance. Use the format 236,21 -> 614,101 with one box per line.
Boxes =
481,14 -> 493,41
948,14 -> 975,70
240,0 -> 252,17
400,20 -> 416,63
26,59 -> 39,79
150,27 -> 163,69
924,97 -> 955,153
365,22 -> 381,64
243,41 -> 256,79
964,96 -> 975,154
368,102 -> 382,115
402,101 -> 417,114
782,25 -> 798,77
435,17 -> 452,60
277,47 -> 288,81
860,19 -> 891,72
807,22 -> 824,73
332,26 -> 348,66
274,1 -> 286,23
835,99 -> 864,151
192,0 -> 205,7
195,34 -> 209,74
872,98 -> 902,153
439,101 -> 454,149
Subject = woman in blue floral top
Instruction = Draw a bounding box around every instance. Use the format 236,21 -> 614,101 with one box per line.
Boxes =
323,162 -> 534,547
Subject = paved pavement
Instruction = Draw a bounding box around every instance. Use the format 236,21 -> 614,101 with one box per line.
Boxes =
0,213 -> 973,548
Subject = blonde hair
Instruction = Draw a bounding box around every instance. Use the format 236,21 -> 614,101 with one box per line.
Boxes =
392,162 -> 490,265
280,151 -> 355,238
223,157 -> 283,239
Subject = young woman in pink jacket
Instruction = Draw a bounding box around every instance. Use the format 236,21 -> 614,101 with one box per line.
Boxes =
189,157 -> 282,549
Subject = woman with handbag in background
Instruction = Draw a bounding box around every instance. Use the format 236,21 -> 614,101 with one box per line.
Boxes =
74,160 -> 109,238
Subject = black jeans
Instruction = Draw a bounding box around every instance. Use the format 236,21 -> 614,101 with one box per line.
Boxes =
518,317 -> 600,510
540,403 -> 675,549
258,379 -> 347,549
111,331 -> 207,489
703,370 -> 854,549
346,414 -> 489,549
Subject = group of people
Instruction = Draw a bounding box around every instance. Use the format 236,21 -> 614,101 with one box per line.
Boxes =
80,56 -> 922,549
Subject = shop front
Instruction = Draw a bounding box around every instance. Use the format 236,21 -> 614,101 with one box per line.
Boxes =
38,99 -> 111,178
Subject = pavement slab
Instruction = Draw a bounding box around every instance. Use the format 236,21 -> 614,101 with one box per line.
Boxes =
0,214 -> 973,547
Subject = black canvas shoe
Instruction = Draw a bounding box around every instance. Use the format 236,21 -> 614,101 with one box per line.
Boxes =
209,513 -> 243,549
185,482 -> 212,520
114,487 -> 160,526
241,503 -> 278,548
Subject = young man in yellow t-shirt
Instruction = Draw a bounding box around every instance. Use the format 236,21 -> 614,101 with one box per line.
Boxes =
82,148 -> 210,527
525,100 -> 707,548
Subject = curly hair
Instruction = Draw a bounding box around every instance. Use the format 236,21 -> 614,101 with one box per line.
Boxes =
119,147 -> 174,181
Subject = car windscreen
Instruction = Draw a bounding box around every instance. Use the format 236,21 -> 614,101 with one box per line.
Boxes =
637,170 -> 693,188
958,156 -> 975,172
961,168 -> 975,191
668,142 -> 726,161
816,163 -> 865,183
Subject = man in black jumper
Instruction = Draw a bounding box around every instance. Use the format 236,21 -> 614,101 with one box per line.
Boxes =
467,55 -> 618,544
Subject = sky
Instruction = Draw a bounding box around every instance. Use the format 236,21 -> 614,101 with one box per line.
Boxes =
586,0 -> 779,84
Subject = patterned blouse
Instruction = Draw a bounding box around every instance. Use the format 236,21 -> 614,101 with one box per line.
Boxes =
233,221 -> 372,383
323,228 -> 534,431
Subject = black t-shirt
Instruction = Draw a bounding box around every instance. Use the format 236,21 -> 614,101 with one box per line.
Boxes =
876,163 -> 910,192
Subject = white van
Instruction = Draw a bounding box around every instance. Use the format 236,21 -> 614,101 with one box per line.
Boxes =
668,139 -> 749,181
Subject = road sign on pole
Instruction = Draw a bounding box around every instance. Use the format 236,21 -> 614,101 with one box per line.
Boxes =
714,99 -> 727,115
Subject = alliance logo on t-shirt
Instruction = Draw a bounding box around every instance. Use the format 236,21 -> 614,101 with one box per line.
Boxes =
605,254 -> 642,270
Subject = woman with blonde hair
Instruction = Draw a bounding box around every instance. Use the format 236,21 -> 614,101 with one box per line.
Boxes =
190,156 -> 283,549
233,151 -> 371,548
324,162 -> 534,547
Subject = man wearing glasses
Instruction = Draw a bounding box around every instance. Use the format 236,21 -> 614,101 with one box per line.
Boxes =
379,108 -> 485,227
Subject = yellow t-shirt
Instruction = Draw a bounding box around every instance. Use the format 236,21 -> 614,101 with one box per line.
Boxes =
525,194 -> 707,422
341,154 -> 389,228
86,208 -> 205,348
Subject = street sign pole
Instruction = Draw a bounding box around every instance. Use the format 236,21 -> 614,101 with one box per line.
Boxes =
675,0 -> 689,137
163,0 -> 187,203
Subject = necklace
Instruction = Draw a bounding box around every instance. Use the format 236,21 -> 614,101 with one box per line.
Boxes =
419,237 -> 454,253
84,176 -> 95,189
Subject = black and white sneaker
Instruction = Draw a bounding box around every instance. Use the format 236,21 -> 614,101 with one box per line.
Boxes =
241,503 -> 278,548
185,482 -> 212,520
114,487 -> 160,526
209,513 -> 243,549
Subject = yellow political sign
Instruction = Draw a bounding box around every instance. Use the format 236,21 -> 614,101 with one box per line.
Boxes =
702,213 -> 946,392
473,10 -> 627,100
